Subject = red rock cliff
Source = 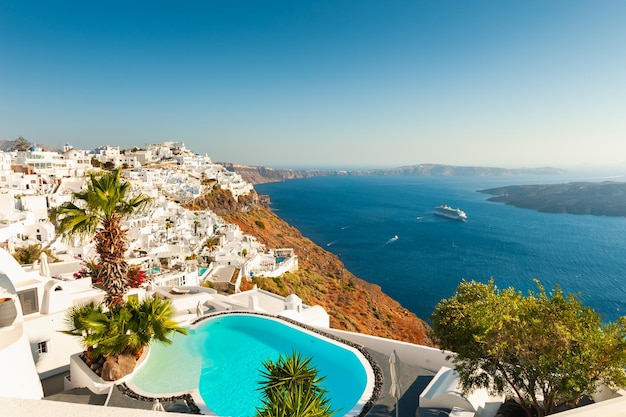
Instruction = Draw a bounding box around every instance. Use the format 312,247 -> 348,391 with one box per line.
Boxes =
224,206 -> 433,346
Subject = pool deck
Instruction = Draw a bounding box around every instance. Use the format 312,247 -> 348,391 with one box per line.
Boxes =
42,373 -> 197,413
42,348 -> 436,417
364,349 -> 436,417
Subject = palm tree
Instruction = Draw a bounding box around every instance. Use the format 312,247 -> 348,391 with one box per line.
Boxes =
256,351 -> 336,417
126,296 -> 186,353
62,301 -> 109,364
165,218 -> 173,241
63,298 -> 187,380
50,168 -> 152,307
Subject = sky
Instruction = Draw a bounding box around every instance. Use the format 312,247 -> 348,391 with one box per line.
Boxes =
1,1 -> 626,169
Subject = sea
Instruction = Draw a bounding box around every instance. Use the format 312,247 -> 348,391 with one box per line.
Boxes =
255,174 -> 626,324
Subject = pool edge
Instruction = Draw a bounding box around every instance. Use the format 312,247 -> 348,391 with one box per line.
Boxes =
123,310 -> 383,416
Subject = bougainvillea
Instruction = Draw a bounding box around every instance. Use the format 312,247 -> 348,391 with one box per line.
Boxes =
73,261 -> 147,289
127,265 -> 147,288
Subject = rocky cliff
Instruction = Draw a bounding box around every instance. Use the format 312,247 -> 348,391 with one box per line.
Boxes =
222,205 -> 433,346
189,185 -> 433,345
219,163 -> 338,184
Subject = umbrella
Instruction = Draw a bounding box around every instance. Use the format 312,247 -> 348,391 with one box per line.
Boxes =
196,301 -> 204,317
389,349 -> 401,417
39,252 -> 51,278
152,398 -> 165,412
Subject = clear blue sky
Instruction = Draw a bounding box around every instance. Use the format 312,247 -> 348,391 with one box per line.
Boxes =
1,1 -> 626,168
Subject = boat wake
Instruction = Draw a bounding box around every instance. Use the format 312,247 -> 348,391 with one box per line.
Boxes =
385,235 -> 399,244
326,241 -> 336,247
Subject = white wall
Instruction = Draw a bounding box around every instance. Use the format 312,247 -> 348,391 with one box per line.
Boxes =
323,328 -> 454,373
22,310 -> 84,378
0,332 -> 44,399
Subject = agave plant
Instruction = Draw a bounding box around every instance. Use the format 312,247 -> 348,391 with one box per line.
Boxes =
256,351 -> 336,417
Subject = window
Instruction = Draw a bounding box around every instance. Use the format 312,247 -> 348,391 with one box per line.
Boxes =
17,288 -> 39,315
37,341 -> 48,354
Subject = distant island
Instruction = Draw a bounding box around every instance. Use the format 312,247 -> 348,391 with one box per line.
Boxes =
221,162 -> 566,184
480,181 -> 626,217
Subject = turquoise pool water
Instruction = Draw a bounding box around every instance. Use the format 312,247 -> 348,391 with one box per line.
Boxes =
129,314 -> 373,417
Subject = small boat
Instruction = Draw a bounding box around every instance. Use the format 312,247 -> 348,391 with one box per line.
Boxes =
434,204 -> 467,221
385,235 -> 399,244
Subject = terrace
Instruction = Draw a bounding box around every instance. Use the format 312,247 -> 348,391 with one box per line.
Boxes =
8,318 -> 626,417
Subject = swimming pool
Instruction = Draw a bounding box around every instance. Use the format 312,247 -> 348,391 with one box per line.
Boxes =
128,313 -> 378,416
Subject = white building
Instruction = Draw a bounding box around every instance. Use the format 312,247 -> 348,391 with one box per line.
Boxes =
216,169 -> 254,199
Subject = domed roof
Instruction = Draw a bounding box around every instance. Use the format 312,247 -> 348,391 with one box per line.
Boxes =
285,294 -> 301,302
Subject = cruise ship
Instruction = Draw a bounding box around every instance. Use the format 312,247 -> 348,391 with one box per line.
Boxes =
434,204 -> 467,221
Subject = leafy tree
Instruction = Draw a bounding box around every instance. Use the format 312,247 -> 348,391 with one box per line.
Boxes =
14,135 -> 30,151
13,243 -> 58,265
50,168 -> 152,307
103,161 -> 116,170
256,351 -> 336,417
431,279 -> 626,417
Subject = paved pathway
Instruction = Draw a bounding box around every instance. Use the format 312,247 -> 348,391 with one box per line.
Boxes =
365,349 -> 436,417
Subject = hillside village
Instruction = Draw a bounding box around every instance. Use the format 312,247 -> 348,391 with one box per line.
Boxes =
1,140 -> 298,292
1,140 -> 625,417
0,141 -> 308,382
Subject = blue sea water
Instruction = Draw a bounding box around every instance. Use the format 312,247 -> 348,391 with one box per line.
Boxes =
255,175 -> 626,323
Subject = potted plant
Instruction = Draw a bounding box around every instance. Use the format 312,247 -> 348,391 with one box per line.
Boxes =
63,296 -> 186,381
0,295 -> 17,328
